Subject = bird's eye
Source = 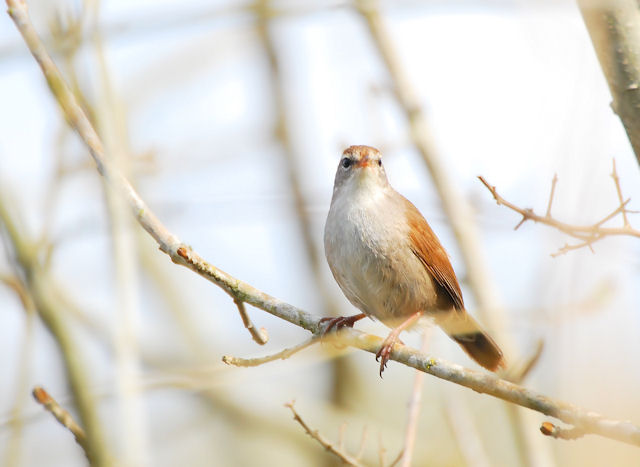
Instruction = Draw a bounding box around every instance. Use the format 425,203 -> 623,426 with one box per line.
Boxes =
341,158 -> 352,169
377,159 -> 382,167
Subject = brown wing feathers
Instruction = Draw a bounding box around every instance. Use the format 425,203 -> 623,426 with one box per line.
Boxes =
403,197 -> 505,371
404,198 -> 464,311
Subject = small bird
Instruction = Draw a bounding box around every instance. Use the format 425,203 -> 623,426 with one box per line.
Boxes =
323,145 -> 504,376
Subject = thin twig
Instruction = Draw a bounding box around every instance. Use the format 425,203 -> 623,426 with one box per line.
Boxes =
400,330 -> 430,467
8,0 -> 640,448
540,421 -> 586,441
388,449 -> 404,467
377,432 -> 386,467
356,426 -> 369,461
234,298 -> 268,345
284,401 -> 365,467
505,339 -> 544,384
545,173 -> 558,217
611,159 -> 630,226
222,337 -> 319,367
32,386 -> 90,460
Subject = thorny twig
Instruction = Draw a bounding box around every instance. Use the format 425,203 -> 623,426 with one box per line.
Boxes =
8,0 -> 640,449
478,162 -> 640,257
284,401 -> 365,467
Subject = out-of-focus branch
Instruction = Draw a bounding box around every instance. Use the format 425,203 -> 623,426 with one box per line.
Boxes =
578,0 -> 640,167
354,0 -> 507,340
255,0 -> 360,412
354,3 -> 544,465
399,331 -> 429,467
8,0 -> 640,449
32,386 -> 89,459
1,277 -> 35,467
479,166 -> 639,256
284,401 -> 365,467
0,192 -> 110,466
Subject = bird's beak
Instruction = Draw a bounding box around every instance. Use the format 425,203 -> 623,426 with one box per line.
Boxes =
355,155 -> 370,168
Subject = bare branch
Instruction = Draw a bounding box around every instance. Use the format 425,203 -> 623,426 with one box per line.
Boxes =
0,194 -> 110,466
222,337 -> 319,367
284,401 -> 365,467
478,175 -> 640,256
8,0 -> 640,449
234,299 -> 268,345
578,0 -> 640,166
32,386 -> 90,460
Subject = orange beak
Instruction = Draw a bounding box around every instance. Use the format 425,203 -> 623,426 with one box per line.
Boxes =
355,155 -> 370,168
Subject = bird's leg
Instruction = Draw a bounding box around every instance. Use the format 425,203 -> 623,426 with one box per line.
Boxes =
319,313 -> 367,335
376,311 -> 423,377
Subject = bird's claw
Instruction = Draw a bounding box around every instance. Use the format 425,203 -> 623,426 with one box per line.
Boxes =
318,313 -> 366,336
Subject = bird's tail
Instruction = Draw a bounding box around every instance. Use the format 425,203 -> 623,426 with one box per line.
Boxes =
437,310 -> 505,372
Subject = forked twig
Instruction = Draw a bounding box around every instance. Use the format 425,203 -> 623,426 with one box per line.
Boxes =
479,164 -> 640,257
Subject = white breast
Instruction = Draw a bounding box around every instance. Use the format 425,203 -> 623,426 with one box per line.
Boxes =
324,181 -> 437,325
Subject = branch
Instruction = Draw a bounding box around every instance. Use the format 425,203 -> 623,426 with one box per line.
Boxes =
578,0 -> 640,167
234,298 -> 268,345
8,0 -> 640,449
284,401 -> 365,467
478,172 -> 640,256
32,386 -> 90,459
0,192 -> 111,466
222,337 -> 318,367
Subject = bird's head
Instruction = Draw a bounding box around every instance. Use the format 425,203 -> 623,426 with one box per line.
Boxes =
332,145 -> 389,195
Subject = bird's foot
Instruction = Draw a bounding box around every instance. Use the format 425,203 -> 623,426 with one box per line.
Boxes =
375,330 -> 403,378
319,313 -> 367,336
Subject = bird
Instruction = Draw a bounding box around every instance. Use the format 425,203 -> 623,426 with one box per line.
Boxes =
322,145 -> 504,376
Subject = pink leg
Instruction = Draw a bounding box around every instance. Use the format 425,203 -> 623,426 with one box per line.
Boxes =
376,311 -> 423,377
319,313 -> 367,335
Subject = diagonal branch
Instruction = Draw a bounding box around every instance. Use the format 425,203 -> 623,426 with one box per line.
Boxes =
32,386 -> 90,460
7,0 -> 640,449
284,401 -> 365,467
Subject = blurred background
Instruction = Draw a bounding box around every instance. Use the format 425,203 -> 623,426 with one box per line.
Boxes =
1,0 -> 640,465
